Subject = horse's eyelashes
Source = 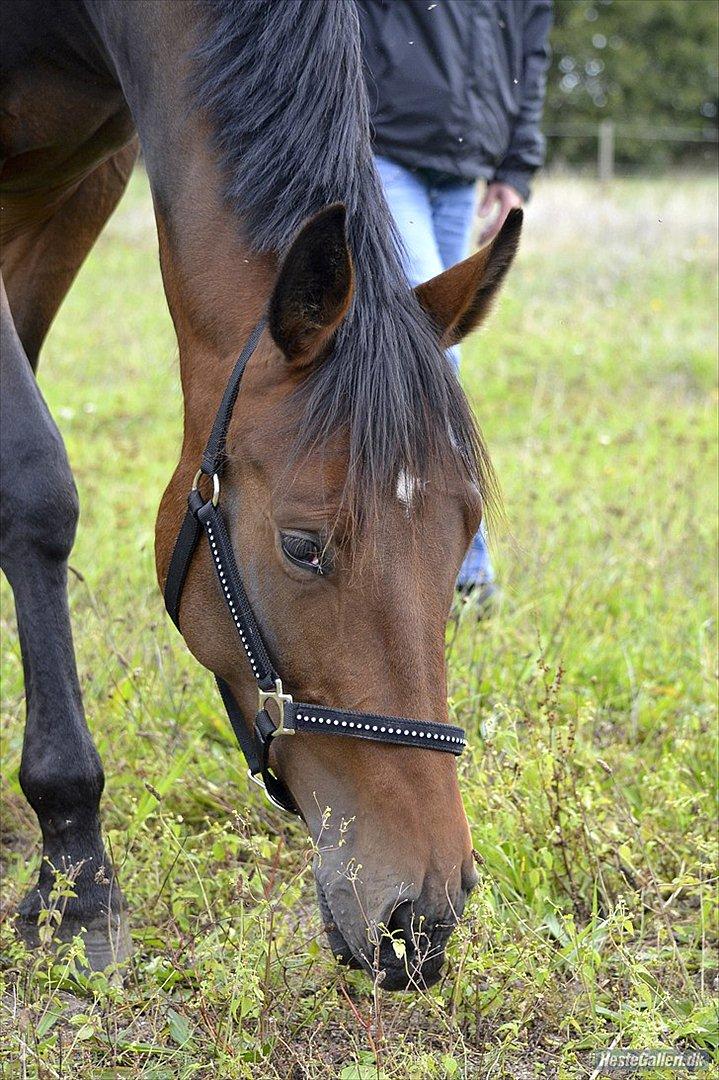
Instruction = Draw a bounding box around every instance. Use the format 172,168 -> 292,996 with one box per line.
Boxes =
282,533 -> 316,559
280,531 -> 328,575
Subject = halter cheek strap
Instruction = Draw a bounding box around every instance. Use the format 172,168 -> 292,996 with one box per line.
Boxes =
163,317 -> 467,816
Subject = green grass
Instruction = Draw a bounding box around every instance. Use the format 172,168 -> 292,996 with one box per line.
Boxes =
1,172 -> 717,1079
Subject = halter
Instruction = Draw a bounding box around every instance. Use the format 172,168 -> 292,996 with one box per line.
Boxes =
164,318 -> 467,816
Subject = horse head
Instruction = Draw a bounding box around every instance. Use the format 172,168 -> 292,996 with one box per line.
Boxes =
158,205 -> 522,989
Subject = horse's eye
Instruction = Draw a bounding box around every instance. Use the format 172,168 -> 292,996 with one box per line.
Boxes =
280,531 -> 327,575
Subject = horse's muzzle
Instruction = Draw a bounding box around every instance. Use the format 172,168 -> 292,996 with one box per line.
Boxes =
316,875 -> 470,991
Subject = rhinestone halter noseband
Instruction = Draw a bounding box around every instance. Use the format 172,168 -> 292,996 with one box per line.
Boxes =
164,318 -> 467,816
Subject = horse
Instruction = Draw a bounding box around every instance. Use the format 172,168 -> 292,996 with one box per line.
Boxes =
0,0 -> 521,991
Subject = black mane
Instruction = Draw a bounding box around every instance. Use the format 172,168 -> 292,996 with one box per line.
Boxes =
193,0 -> 495,527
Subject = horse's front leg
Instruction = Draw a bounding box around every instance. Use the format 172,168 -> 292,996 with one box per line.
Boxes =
0,278 -> 130,969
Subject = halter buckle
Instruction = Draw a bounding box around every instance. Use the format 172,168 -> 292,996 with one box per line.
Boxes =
258,678 -> 295,735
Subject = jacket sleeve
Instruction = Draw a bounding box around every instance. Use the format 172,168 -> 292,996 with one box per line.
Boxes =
493,0 -> 553,200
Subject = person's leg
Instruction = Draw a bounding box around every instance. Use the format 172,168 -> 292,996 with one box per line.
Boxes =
375,157 -> 495,601
374,155 -> 443,286
428,177 -> 477,370
431,179 -> 478,271
429,179 -> 496,597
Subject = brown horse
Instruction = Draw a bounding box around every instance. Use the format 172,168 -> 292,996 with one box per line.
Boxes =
0,0 -> 521,989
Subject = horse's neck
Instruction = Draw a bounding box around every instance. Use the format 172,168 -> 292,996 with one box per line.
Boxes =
87,0 -> 276,435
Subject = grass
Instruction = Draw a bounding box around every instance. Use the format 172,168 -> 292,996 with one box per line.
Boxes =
1,171 -> 717,1078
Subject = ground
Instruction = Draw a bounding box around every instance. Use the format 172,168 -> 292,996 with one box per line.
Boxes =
1,172 -> 716,1079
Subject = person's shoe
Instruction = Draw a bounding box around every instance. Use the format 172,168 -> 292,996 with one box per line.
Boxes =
455,579 -> 499,618
458,530 -> 495,613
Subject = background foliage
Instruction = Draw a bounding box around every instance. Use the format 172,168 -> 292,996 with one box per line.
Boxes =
545,0 -> 719,168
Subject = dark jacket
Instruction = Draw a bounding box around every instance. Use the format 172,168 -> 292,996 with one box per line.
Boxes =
356,0 -> 552,199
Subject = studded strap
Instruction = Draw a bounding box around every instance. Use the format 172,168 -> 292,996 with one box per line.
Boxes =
196,500 -> 279,693
286,705 -> 466,755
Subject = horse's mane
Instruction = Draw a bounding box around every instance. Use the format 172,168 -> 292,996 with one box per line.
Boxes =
193,0 -> 496,528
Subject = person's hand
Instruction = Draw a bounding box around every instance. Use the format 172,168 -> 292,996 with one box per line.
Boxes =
477,182 -> 523,245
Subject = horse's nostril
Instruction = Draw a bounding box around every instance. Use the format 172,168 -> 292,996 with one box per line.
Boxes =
372,898 -> 451,990
382,899 -> 447,970
384,901 -> 414,955
385,899 -> 424,952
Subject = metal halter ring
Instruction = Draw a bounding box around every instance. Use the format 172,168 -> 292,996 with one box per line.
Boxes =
192,469 -> 220,507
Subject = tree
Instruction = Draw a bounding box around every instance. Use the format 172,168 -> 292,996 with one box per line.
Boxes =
545,0 -> 719,167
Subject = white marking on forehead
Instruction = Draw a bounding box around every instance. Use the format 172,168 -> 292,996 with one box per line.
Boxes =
396,470 -> 419,513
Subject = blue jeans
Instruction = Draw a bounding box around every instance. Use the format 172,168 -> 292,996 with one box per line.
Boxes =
375,154 -> 494,589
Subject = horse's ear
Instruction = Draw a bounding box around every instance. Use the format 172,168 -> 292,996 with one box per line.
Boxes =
415,208 -> 522,347
269,203 -> 354,367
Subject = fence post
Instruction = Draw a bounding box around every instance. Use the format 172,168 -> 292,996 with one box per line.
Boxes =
598,120 -> 615,182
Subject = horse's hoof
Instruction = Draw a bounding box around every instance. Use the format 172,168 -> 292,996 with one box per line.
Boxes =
15,907 -> 132,973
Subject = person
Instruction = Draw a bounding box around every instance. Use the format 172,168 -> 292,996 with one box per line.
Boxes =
357,0 -> 553,603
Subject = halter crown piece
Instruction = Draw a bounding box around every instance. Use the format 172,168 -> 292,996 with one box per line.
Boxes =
164,317 -> 467,816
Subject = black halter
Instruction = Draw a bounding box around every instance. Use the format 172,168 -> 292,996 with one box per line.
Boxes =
163,318 -> 467,816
